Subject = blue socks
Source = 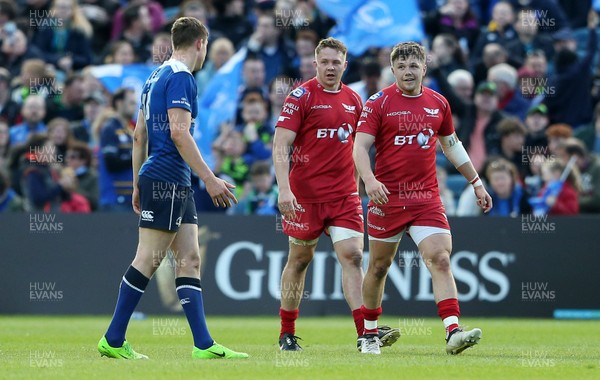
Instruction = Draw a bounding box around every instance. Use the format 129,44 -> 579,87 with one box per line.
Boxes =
176,277 -> 213,349
105,266 -> 149,347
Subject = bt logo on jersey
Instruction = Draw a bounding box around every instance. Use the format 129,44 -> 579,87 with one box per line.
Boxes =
394,128 -> 434,149
316,123 -> 353,143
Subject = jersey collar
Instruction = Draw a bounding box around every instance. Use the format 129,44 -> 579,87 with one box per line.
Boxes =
316,78 -> 343,93
395,83 -> 424,98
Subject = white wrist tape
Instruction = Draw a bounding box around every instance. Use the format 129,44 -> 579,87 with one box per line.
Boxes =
439,135 -> 470,168
470,176 -> 483,187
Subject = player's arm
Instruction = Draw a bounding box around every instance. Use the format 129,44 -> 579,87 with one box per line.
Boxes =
438,132 -> 492,213
131,109 -> 147,214
353,132 -> 390,205
168,107 -> 237,207
272,127 -> 299,219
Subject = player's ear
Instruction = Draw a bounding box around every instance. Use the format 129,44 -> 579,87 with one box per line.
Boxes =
343,60 -> 348,71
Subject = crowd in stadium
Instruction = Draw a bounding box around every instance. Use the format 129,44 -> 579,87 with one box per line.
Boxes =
0,0 -> 599,216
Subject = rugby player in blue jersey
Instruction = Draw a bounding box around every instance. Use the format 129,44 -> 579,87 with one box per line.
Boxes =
98,17 -> 247,360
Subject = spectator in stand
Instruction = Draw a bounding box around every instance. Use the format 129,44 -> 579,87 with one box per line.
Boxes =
246,13 -> 296,84
429,68 -> 473,130
496,117 -> 528,178
79,0 -> 115,55
237,91 -> 273,150
348,59 -> 381,104
71,91 -> 105,146
9,95 -> 46,146
103,40 -> 136,65
148,32 -> 172,65
110,0 -> 165,41
211,0 -> 253,49
20,134 -> 90,212
0,0 -> 16,30
544,11 -> 598,128
430,33 -> 468,74
30,0 -> 93,73
524,103 -> 550,149
557,138 -> 600,213
161,0 -> 212,36
115,4 -> 154,63
488,62 -> 530,120
291,29 -> 318,74
472,43 -> 517,85
233,54 -> 268,120
0,118 -> 9,169
95,88 -> 135,211
485,157 -> 531,217
471,1 -> 518,63
298,55 -> 315,83
531,158 -> 580,215
0,24 -> 43,78
458,81 -> 505,172
195,37 -> 234,97
522,49 -> 548,78
45,74 -> 85,123
508,0 -> 569,32
523,152 -> 545,196
0,67 -> 20,125
574,102 -> 600,154
65,140 -> 98,211
213,128 -> 254,197
267,75 -> 293,130
47,117 -> 72,162
423,0 -> 480,52
11,59 -> 56,104
447,69 -> 474,106
546,123 -> 572,156
504,8 -> 554,67
230,161 -> 278,215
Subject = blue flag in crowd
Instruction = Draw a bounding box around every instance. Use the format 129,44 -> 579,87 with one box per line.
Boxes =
316,0 -> 425,56
90,64 -> 156,95
196,47 -> 248,170
595,0 -> 600,11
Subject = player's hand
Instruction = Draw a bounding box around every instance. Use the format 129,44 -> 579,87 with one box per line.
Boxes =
278,189 -> 299,220
474,185 -> 493,213
206,176 -> 238,208
364,177 -> 390,205
132,186 -> 141,215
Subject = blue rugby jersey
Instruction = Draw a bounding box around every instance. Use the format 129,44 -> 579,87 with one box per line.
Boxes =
139,59 -> 198,186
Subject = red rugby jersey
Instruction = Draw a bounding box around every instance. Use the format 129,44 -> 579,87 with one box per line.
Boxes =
276,78 -> 363,203
357,84 -> 455,206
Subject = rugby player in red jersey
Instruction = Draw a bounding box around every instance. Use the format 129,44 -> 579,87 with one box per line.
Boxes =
354,42 -> 493,355
273,37 -> 400,352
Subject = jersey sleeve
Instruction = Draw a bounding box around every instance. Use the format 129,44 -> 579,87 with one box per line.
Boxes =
438,97 -> 456,136
166,71 -> 196,113
275,86 -> 306,133
357,91 -> 383,136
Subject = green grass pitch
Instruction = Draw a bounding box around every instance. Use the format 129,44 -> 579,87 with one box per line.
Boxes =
1,316 -> 599,379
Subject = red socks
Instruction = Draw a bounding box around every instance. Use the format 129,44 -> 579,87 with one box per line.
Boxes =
279,308 -> 299,338
437,298 -> 460,334
352,309 -> 364,336
360,305 -> 382,335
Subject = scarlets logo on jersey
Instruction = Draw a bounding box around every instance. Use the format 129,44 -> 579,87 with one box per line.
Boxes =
423,107 -> 440,117
342,103 -> 356,114
368,91 -> 383,101
290,87 -> 306,99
